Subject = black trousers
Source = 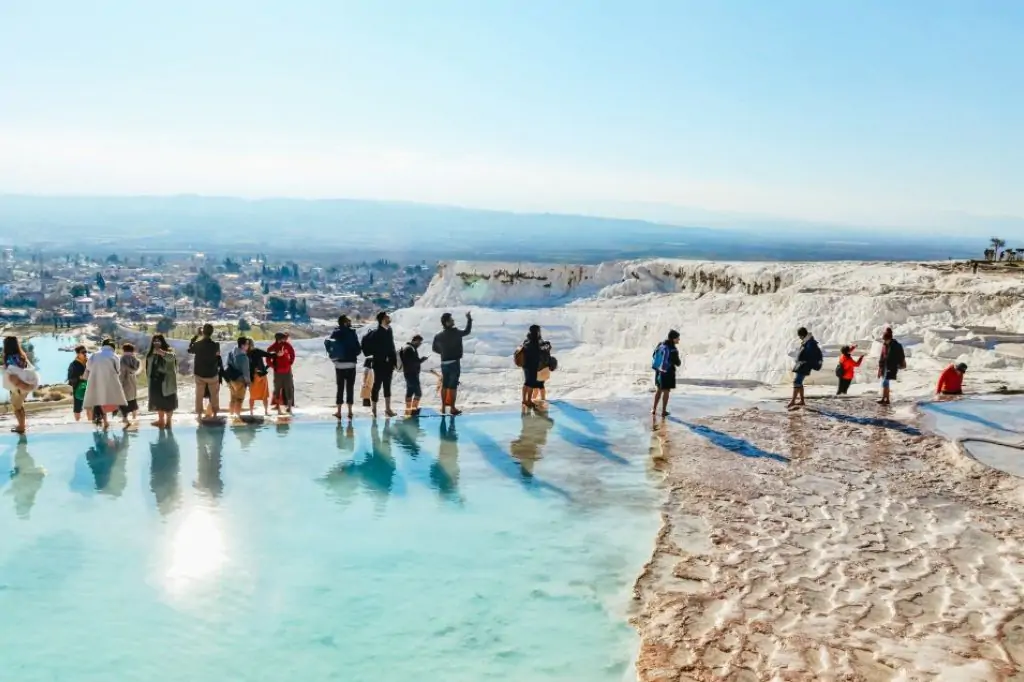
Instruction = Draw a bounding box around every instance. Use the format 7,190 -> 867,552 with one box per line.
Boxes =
335,368 -> 356,405
371,366 -> 394,402
837,378 -> 852,395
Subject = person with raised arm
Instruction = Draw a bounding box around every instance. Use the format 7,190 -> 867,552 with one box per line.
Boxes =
432,311 -> 472,416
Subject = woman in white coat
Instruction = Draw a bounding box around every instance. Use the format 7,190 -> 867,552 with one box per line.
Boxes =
83,339 -> 128,429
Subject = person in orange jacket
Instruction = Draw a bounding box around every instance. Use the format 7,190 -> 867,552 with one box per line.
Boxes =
836,345 -> 865,395
936,363 -> 967,396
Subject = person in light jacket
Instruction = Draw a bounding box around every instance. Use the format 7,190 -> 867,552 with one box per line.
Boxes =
118,342 -> 142,425
83,339 -> 129,430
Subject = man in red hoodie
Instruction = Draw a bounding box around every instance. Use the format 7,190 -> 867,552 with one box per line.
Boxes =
267,332 -> 297,415
936,362 -> 967,396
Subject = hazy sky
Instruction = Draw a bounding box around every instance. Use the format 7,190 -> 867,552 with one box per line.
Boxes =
1,1 -> 1022,232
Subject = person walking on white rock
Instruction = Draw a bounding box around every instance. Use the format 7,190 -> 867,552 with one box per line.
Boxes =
877,327 -> 906,406
787,327 -> 822,410
652,330 -> 681,417
432,311 -> 472,416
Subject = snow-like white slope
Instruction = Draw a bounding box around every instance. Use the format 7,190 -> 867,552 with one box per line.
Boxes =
117,260 -> 1024,411
383,260 -> 1024,406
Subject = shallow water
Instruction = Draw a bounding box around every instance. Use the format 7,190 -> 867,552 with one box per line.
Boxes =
0,407 -> 663,682
1,335 -> 77,401
919,396 -> 1024,477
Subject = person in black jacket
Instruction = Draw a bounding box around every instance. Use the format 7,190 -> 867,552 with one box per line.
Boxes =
188,323 -> 223,419
326,315 -> 361,420
788,327 -> 821,410
877,326 -> 905,405
520,325 -> 552,411
432,311 -> 472,416
67,345 -> 88,422
399,335 -> 429,417
361,311 -> 398,418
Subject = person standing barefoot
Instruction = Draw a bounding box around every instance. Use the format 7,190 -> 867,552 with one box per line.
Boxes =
651,330 -> 681,418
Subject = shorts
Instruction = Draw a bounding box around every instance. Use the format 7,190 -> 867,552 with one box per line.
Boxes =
405,374 -> 422,401
655,372 -> 676,391
441,361 -> 461,390
523,367 -> 541,390
793,372 -> 809,388
880,370 -> 897,389
229,380 -> 248,405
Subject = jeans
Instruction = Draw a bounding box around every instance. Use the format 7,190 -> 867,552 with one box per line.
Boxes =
372,366 -> 394,402
440,361 -> 461,390
335,368 -> 356,405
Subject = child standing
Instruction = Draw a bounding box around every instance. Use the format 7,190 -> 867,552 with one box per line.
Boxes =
399,335 -> 429,417
118,343 -> 142,425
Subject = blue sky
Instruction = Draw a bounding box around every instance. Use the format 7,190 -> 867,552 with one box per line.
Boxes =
1,0 -> 1022,234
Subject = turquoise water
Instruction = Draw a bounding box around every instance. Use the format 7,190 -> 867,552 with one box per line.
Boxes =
0,406 -> 659,682
920,396 -> 1024,477
0,334 -> 77,401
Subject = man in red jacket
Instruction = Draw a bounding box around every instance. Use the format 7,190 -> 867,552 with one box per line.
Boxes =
267,332 -> 297,415
936,362 -> 967,396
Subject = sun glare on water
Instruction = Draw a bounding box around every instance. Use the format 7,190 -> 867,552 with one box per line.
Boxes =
165,508 -> 227,593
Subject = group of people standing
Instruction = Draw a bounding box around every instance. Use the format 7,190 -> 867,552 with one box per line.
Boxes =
326,311 -> 475,419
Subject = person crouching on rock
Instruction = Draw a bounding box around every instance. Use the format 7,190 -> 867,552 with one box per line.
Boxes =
936,362 -> 967,397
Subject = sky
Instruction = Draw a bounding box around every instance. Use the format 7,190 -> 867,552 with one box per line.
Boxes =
1,0 -> 1023,235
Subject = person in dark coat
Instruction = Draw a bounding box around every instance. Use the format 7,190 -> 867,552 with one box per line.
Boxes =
361,311 -> 398,418
432,311 -> 472,416
326,315 -> 361,420
399,335 -> 429,417
787,327 -> 821,409
652,330 -> 681,417
520,325 -> 552,411
877,327 -> 906,405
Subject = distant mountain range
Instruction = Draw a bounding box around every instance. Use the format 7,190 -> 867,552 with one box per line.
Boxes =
0,194 -> 981,263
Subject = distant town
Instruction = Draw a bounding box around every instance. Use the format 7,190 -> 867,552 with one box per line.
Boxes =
0,248 -> 434,335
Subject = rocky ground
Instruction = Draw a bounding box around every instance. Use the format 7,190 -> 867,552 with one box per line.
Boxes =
635,398 -> 1024,682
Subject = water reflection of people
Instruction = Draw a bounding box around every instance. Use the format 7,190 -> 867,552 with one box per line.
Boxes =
7,435 -> 45,518
150,429 -> 182,516
195,426 -> 225,498
510,412 -> 554,479
393,417 -> 424,459
432,417 -> 460,497
322,420 -> 398,511
86,431 -> 129,496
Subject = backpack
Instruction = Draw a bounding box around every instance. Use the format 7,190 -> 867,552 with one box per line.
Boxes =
652,344 -> 670,373
324,337 -> 339,359
360,329 -> 376,358
548,356 -> 558,372
834,362 -> 844,379
807,341 -> 824,372
513,346 -> 524,367
223,353 -> 243,381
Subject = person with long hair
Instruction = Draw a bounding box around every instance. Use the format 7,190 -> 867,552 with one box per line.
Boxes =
3,336 -> 34,434
146,334 -> 178,429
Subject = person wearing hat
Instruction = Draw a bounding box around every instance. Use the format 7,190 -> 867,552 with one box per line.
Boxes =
936,362 -> 967,396
877,326 -> 906,405
652,330 -> 682,417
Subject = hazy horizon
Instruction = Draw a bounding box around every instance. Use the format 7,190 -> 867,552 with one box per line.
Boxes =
2,2 -> 1022,237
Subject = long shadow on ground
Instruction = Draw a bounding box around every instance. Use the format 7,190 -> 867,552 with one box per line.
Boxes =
669,417 -> 790,464
919,402 -> 1019,435
809,408 -> 923,436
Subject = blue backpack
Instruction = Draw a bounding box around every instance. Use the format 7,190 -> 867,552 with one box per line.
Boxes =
652,344 -> 671,372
